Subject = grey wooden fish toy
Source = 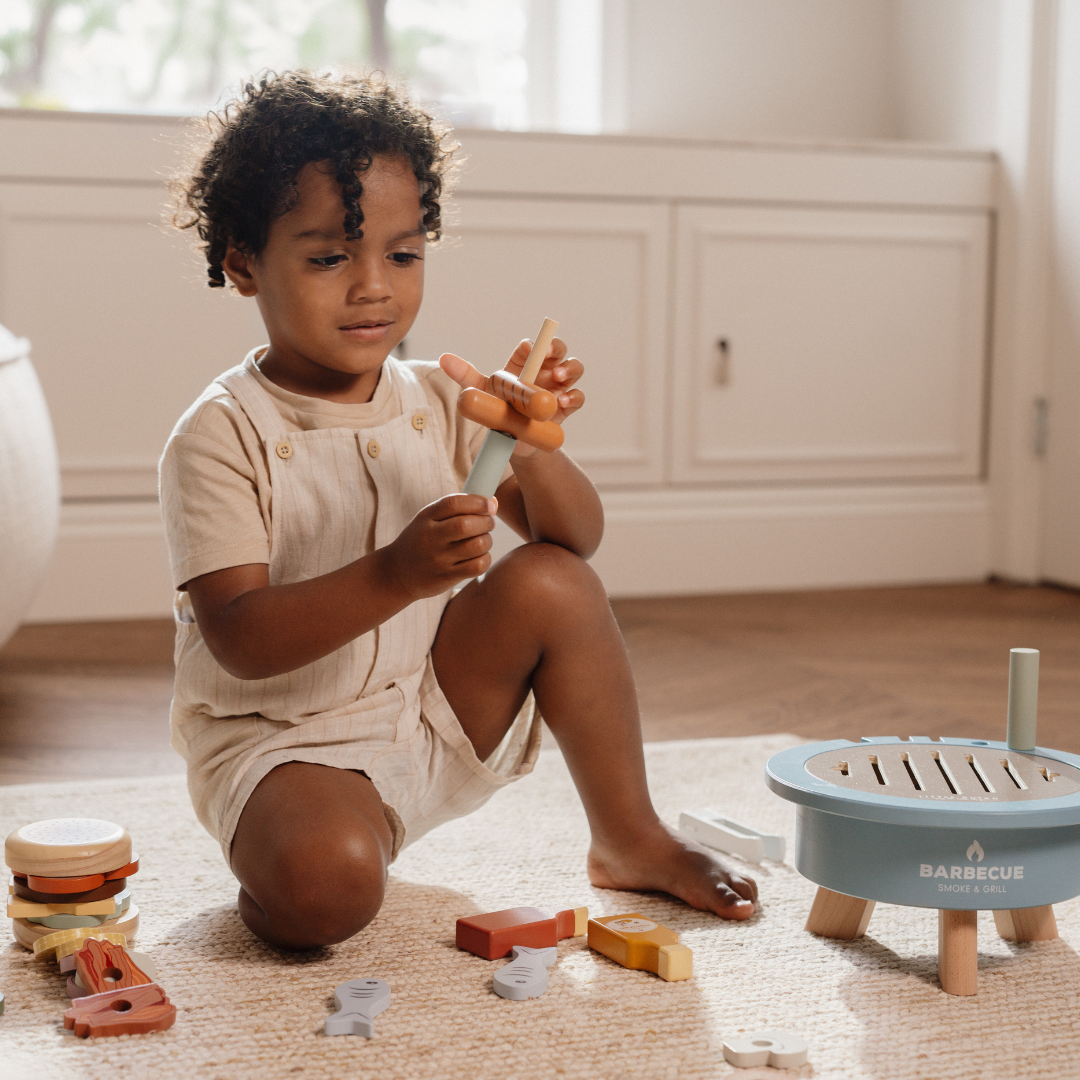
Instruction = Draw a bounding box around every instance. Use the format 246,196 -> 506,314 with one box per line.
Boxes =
493,945 -> 557,1001
324,978 -> 391,1037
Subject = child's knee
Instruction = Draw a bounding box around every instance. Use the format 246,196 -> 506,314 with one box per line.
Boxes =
245,835 -> 388,948
489,541 -> 603,609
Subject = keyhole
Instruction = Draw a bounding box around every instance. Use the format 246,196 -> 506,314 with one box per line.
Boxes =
715,338 -> 731,385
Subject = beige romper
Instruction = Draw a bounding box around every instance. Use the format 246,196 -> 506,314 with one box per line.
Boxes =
167,355 -> 541,862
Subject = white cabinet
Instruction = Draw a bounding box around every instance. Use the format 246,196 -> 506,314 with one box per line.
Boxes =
407,195 -> 670,487
0,182 -> 265,500
0,113 -> 999,614
670,205 -> 991,485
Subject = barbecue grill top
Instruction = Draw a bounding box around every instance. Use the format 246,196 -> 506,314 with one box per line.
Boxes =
767,737 -> 1080,828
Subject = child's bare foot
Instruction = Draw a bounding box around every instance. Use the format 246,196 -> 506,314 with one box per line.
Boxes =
587,821 -> 758,919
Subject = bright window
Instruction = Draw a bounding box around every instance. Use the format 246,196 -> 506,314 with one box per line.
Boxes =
0,0 -> 607,131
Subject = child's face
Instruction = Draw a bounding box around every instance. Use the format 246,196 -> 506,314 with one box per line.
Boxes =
224,154 -> 426,401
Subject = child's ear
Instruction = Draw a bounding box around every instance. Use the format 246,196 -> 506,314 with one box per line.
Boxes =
222,241 -> 258,296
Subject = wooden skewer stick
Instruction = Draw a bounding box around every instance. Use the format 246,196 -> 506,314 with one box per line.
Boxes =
518,317 -> 560,383
462,317 -> 560,497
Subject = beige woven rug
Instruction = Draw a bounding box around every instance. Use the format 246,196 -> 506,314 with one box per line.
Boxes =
1,735 -> 1078,1080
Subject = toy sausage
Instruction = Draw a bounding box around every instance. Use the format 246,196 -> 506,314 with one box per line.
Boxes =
458,389 -> 564,453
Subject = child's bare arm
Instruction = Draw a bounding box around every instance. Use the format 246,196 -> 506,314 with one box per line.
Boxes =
441,337 -> 602,558
185,494 -> 496,680
493,452 -> 602,559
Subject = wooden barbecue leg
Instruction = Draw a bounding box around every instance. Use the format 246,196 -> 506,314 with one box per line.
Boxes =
993,905 -> 1058,942
938,909 -> 978,996
805,886 -> 875,939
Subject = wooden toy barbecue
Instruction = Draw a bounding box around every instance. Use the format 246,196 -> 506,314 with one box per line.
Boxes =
766,649 -> 1080,995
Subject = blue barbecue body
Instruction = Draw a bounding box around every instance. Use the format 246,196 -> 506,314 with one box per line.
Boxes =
766,737 -> 1080,910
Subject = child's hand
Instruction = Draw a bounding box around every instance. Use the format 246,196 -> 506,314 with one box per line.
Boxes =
383,494 -> 496,601
503,335 -> 585,423
440,337 -> 585,458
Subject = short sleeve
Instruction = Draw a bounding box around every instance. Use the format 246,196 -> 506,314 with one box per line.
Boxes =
159,397 -> 272,589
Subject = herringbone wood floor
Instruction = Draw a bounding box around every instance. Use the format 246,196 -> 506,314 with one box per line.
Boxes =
1,583 -> 1078,785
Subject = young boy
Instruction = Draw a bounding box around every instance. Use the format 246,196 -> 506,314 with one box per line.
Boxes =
163,71 -> 757,950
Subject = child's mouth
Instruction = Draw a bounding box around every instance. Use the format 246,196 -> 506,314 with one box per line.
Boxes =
340,320 -> 392,342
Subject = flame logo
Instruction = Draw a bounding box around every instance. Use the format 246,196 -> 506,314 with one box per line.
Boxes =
966,840 -> 985,863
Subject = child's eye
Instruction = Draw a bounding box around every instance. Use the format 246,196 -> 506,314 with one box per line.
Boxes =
310,255 -> 347,268
389,252 -> 421,266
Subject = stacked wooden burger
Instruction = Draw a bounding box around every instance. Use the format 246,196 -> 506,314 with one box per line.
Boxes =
6,818 -> 176,1036
6,818 -> 140,951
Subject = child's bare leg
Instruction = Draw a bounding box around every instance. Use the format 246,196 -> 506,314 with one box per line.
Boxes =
230,762 -> 393,949
432,542 -> 757,918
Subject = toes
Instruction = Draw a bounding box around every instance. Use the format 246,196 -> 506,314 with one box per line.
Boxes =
712,883 -> 756,920
727,872 -> 758,903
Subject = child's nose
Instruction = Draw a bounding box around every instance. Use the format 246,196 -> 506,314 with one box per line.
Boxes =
348,260 -> 392,302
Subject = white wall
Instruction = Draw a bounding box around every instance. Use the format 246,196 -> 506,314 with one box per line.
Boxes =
1041,0 -> 1080,585
622,0 -> 898,141
890,0 -> 1002,146
618,0 -> 1002,147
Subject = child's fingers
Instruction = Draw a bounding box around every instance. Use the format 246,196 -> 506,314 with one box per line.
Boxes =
449,530 -> 494,564
439,352 -> 486,391
504,339 -> 532,375
505,336 -> 567,377
450,552 -> 492,579
549,356 -> 584,388
554,387 -> 585,417
428,494 -> 497,521
543,336 -> 568,363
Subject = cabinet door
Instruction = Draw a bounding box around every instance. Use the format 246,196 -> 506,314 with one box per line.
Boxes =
0,183 -> 266,499
407,196 -> 669,487
671,205 -> 990,484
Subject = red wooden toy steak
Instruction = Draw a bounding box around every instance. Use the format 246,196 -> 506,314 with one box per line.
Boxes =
456,905 -> 587,960
63,982 -> 176,1038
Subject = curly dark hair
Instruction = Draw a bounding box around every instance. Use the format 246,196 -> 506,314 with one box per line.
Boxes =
173,70 -> 458,288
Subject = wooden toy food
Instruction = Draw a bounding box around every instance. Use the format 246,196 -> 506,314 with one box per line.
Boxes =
6,819 -> 142,954
5,819 -> 131,877
74,937 -> 153,995
63,982 -> 176,1038
723,1030 -> 808,1069
461,317 -> 563,497
325,979 -> 391,1038
32,929 -> 129,962
13,876 -> 128,903
13,906 -> 139,951
456,905 -> 588,960
587,913 -> 693,981
493,945 -> 557,1001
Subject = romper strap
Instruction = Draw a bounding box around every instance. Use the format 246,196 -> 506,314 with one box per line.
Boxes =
214,354 -> 291,442
384,357 -> 430,414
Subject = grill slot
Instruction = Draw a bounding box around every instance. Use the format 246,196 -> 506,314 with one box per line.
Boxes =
900,752 -> 924,791
1000,758 -> 1027,789
932,752 -> 959,794
965,754 -> 995,793
804,744 -> 1080,801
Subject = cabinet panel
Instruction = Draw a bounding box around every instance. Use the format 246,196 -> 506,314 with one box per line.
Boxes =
407,196 -> 669,486
671,205 -> 990,484
0,184 -> 266,498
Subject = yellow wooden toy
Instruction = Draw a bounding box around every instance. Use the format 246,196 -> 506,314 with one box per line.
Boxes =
30,927 -> 129,962
587,913 -> 693,982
